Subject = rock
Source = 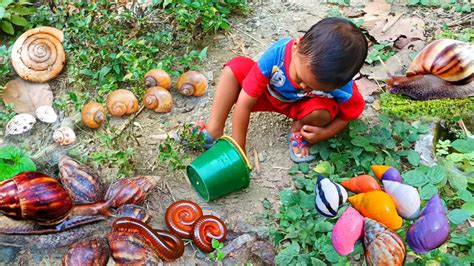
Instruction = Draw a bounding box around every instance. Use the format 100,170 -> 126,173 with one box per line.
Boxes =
0,246 -> 19,264
250,240 -> 275,265
414,122 -> 437,166
222,234 -> 256,256
364,96 -> 375,103
258,152 -> 265,162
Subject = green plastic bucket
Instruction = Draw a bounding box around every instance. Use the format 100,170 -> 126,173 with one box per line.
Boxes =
187,136 -> 252,201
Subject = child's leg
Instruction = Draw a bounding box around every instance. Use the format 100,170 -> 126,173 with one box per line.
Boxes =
205,66 -> 241,139
290,110 -> 331,157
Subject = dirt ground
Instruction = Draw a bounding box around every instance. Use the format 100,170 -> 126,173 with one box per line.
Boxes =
0,0 -> 463,265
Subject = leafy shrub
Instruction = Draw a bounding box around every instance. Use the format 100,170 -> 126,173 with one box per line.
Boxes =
0,145 -> 36,181
0,0 -> 35,35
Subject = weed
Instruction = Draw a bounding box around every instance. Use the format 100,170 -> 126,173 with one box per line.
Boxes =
0,0 -> 35,35
437,26 -> 473,42
407,0 -> 473,13
365,42 -> 396,65
208,239 -> 225,263
88,134 -> 134,177
0,102 -> 16,130
0,145 -> 36,181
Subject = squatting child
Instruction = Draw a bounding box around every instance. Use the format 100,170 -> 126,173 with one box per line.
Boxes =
185,17 -> 368,163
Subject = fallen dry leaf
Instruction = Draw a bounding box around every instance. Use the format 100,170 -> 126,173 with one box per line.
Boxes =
3,79 -> 54,115
361,0 -> 392,31
372,99 -> 382,111
355,77 -> 381,97
369,16 -> 425,43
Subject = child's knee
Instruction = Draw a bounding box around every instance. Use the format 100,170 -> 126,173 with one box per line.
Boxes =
302,109 -> 331,127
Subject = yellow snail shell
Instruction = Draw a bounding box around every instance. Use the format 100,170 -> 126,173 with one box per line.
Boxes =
11,26 -> 66,82
176,71 -> 208,97
81,101 -> 106,129
407,39 -> 473,84
143,86 -> 172,113
53,127 -> 76,146
144,69 -> 171,90
106,89 -> 139,117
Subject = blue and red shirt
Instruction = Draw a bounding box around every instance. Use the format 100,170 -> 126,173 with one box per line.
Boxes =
241,38 -> 365,121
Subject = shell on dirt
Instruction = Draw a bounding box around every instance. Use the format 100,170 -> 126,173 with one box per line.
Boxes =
107,230 -> 160,265
35,105 -> 57,123
53,126 -> 76,146
62,238 -> 110,266
5,113 -> 36,135
364,218 -> 405,266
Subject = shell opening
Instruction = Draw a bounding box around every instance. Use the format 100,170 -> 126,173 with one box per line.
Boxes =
145,77 -> 157,87
180,83 -> 194,96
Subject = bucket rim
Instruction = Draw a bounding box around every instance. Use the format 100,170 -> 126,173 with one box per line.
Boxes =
220,135 -> 253,171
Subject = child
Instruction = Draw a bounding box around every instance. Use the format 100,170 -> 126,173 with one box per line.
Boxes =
184,17 -> 367,163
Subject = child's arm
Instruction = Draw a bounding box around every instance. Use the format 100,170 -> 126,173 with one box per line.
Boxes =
231,90 -> 258,151
300,117 -> 349,144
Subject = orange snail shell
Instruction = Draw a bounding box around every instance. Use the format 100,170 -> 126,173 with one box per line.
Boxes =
106,89 -> 139,117
176,71 -> 208,97
11,26 -> 66,82
143,86 -> 172,113
144,69 -> 171,90
81,101 -> 106,129
406,39 -> 473,84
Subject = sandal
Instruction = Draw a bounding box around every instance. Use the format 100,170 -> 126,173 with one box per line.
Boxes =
173,121 -> 216,149
288,132 -> 316,163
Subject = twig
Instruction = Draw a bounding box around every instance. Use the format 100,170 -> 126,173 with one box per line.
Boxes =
0,241 -> 23,247
253,147 -> 260,174
113,105 -> 145,140
382,13 -> 404,33
272,166 -> 289,170
233,28 -> 267,48
448,13 -> 473,27
164,181 -> 177,202
458,119 -> 472,138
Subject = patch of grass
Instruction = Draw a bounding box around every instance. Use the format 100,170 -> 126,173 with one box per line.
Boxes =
407,0 -> 473,13
437,26 -> 473,42
0,0 -> 35,35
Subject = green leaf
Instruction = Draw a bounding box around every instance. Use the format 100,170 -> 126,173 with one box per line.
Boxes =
426,165 -> 445,184
462,202 -> 474,216
419,184 -> 438,200
315,221 -> 333,232
299,191 -> 315,210
211,239 -> 220,249
0,7 -> 5,18
299,163 -> 309,174
1,20 -> 14,34
447,209 -> 470,225
451,139 -> 474,153
10,14 -> 28,26
280,190 -> 300,206
275,243 -> 300,265
313,161 -> 334,175
449,172 -> 468,191
402,170 -> 428,187
457,189 -> 474,202
0,0 -> 14,8
407,150 -> 420,166
286,206 -> 303,221
9,6 -> 34,15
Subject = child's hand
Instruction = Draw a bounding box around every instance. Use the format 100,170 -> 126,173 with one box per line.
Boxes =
300,125 -> 328,144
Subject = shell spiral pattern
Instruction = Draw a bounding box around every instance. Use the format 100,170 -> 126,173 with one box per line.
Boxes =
53,127 -> 76,146
11,26 -> 66,82
364,218 -> 405,266
314,176 -> 348,217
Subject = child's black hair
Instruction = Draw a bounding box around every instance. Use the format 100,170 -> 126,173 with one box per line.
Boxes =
299,17 -> 368,88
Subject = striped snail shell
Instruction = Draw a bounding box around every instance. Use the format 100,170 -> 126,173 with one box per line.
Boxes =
314,175 -> 348,217
11,26 -> 66,82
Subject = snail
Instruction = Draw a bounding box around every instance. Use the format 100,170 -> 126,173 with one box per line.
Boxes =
314,176 -> 348,217
341,175 -> 381,194
81,101 -> 106,129
383,180 -> 420,220
364,218 -> 405,266
165,200 -> 203,239
192,215 -> 227,253
62,238 -> 110,266
114,204 -> 151,224
5,113 -> 36,135
144,69 -> 171,90
371,165 -> 401,183
11,26 -> 66,82
143,86 -> 173,113
35,105 -> 58,124
332,207 -> 364,256
53,127 -> 76,146
387,39 -> 474,100
109,217 -> 185,262
177,71 -> 208,97
106,89 -> 139,117
103,175 -> 158,209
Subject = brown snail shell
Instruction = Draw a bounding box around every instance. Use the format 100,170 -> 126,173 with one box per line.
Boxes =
62,238 -> 110,266
143,86 -> 172,113
0,171 -> 73,225
107,230 -> 160,265
407,39 -> 473,84
106,89 -> 139,117
176,71 -> 208,97
59,156 -> 105,204
104,176 -> 159,209
81,101 -> 106,129
114,204 -> 151,223
53,127 -> 76,146
144,69 -> 171,90
11,26 -> 66,82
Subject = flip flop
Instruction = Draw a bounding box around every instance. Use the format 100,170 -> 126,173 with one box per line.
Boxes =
173,121 -> 216,149
288,132 -> 316,163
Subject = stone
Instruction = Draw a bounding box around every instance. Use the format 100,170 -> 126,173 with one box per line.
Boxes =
414,122 -> 437,166
0,246 -> 19,264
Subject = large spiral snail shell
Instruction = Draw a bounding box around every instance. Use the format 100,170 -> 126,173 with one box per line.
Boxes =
364,218 -> 405,266
143,86 -> 173,113
104,176 -> 158,208
0,171 -> 73,225
11,26 -> 66,82
177,71 -> 208,97
106,89 -> 139,117
144,69 -> 171,90
81,101 -> 106,129
62,238 -> 110,266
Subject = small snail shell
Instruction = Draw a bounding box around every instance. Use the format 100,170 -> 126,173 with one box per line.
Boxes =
143,86 -> 172,113
106,89 -> 139,117
176,71 -> 208,97
81,101 -> 106,129
144,69 -> 171,90
6,114 -> 36,135
53,126 -> 76,146
35,105 -> 58,124
11,26 -> 66,82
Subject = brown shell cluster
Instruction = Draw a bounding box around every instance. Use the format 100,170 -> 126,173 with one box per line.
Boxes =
106,89 -> 139,117
143,86 -> 172,113
11,26 -> 66,82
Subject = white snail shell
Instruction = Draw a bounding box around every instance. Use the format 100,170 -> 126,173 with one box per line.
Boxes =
6,114 -> 36,135
35,105 -> 58,124
53,127 -> 76,146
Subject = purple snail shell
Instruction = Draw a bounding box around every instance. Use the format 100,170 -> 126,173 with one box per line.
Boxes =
364,218 -> 405,266
406,194 -> 449,253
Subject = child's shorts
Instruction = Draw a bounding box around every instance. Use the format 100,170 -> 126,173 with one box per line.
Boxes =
224,56 -> 339,121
